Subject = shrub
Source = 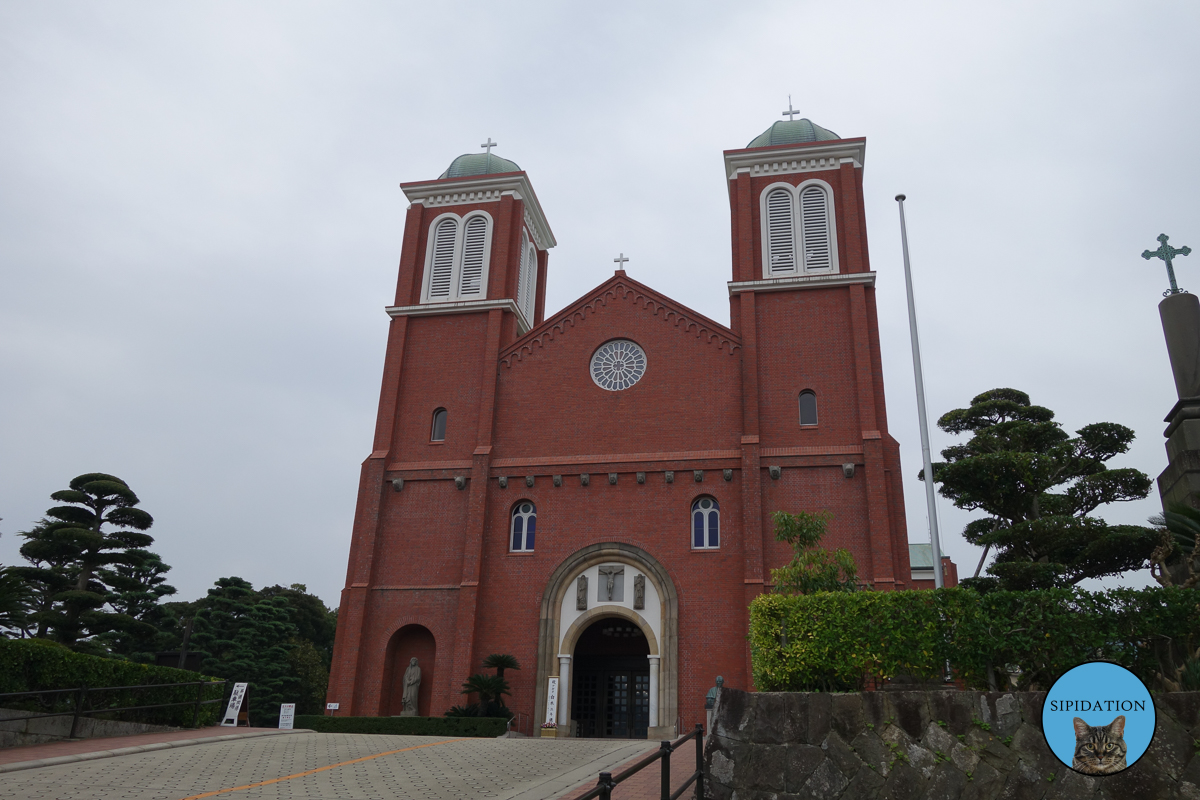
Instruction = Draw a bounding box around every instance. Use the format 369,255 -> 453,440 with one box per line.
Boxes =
294,715 -> 509,737
0,637 -> 224,727
749,586 -> 1200,692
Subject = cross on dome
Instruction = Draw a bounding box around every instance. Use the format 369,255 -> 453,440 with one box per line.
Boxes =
480,137 -> 497,155
782,96 -> 800,122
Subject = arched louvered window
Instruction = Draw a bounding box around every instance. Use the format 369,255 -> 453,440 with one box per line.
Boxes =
799,185 -> 832,272
431,408 -> 448,442
421,212 -> 493,303
692,496 -> 719,549
516,231 -> 536,326
427,218 -> 458,300
765,188 -> 796,276
458,216 -> 488,297
523,242 -> 537,323
799,391 -> 818,426
511,501 -> 536,551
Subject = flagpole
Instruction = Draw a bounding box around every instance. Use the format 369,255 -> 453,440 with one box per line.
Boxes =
895,194 -> 944,588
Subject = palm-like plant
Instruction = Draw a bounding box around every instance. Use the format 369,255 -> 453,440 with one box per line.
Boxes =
481,653 -> 520,677
461,673 -> 511,716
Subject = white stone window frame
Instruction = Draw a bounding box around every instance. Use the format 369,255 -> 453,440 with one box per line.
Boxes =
758,179 -> 839,279
510,499 -> 537,552
690,495 -> 720,550
517,229 -> 538,325
420,210 -> 495,304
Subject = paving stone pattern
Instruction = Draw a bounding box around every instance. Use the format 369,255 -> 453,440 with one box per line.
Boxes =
704,688 -> 1200,800
0,732 -> 652,800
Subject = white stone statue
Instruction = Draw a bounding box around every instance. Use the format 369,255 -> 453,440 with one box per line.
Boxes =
401,657 -> 421,716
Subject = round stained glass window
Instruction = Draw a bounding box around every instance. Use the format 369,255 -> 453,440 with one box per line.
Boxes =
590,339 -> 647,391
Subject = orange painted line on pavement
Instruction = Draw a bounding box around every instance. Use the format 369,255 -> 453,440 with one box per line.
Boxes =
177,738 -> 465,800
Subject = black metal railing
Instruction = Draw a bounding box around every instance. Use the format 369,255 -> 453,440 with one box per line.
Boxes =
576,724 -> 705,800
0,680 -> 227,738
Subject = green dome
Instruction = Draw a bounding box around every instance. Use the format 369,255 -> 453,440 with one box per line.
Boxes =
746,119 -> 840,149
439,152 -> 522,179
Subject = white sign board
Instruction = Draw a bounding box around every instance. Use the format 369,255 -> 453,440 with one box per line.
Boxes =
278,703 -> 296,730
221,683 -> 248,727
545,677 -> 559,725
326,702 -> 339,711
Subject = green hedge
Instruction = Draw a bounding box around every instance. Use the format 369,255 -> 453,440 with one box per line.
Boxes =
749,586 -> 1200,692
295,715 -> 510,737
0,637 -> 225,727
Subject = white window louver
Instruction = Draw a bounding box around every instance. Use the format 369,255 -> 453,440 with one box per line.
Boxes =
766,188 -> 796,275
522,242 -> 537,322
428,218 -> 458,299
516,232 -> 530,320
459,216 -> 488,296
800,186 -> 831,271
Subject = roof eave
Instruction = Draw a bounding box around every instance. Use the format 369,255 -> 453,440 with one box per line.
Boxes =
722,137 -> 867,182
401,171 -> 557,250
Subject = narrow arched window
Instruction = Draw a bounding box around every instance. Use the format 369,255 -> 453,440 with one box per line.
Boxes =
765,188 -> 796,276
427,218 -> 458,299
799,391 -> 818,426
691,497 -> 719,549
430,408 -> 448,442
458,215 -> 488,297
511,501 -> 536,551
516,231 -> 536,325
799,185 -> 832,272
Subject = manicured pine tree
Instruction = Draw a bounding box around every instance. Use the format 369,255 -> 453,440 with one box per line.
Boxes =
928,389 -> 1159,590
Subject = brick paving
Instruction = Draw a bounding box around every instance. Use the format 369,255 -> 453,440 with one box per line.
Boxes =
0,731 -> 654,800
556,739 -> 700,800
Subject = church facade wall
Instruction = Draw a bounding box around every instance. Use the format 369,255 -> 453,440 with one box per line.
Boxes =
328,129 -> 930,735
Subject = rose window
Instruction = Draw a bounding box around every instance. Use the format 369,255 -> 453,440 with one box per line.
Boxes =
590,340 -> 647,391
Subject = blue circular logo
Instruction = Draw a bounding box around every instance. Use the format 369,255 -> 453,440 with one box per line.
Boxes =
1042,661 -> 1155,775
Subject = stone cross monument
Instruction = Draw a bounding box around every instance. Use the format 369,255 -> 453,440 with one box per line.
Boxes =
1148,234 -> 1200,508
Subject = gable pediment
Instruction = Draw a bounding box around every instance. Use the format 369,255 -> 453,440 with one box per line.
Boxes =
498,275 -> 741,369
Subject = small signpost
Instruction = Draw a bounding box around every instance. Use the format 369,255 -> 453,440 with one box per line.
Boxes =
545,677 -> 559,725
325,702 -> 339,716
278,703 -> 296,730
221,683 -> 249,727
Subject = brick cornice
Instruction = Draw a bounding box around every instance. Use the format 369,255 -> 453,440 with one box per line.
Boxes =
499,275 -> 741,368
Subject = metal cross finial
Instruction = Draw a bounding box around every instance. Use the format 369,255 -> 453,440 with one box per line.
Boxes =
782,96 -> 800,122
1142,233 -> 1192,297
480,137 -> 497,155
613,253 -> 629,270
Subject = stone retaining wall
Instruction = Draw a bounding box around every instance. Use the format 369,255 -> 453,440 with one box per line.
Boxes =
703,688 -> 1200,800
0,707 -> 177,748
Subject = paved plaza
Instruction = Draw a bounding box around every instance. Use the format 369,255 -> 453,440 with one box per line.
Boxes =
0,732 -> 660,800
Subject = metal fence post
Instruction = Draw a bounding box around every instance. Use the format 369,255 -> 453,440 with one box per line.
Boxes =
192,681 -> 204,728
597,771 -> 615,800
660,740 -> 672,800
68,686 -> 86,739
695,723 -> 705,799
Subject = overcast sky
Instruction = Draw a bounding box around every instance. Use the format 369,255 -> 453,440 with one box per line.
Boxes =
2,1 -> 1197,608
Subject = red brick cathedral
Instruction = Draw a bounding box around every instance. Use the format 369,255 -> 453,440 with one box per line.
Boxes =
327,117 -> 915,739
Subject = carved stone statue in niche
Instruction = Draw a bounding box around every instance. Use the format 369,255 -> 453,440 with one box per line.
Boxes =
576,575 -> 588,611
401,657 -> 421,716
597,566 -> 624,602
633,574 -> 645,610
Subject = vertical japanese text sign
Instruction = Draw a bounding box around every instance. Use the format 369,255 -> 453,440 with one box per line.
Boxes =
545,677 -> 559,725
221,683 -> 249,727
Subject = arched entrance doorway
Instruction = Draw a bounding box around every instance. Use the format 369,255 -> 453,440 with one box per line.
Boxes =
534,543 -> 677,740
383,624 -> 435,717
572,617 -> 650,738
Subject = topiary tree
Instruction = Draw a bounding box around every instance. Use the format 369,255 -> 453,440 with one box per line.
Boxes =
769,510 -> 861,594
928,389 -> 1159,591
15,475 -> 159,649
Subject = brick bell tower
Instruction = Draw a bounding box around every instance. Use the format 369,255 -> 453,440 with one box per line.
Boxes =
723,114 -> 911,599
327,143 -> 556,716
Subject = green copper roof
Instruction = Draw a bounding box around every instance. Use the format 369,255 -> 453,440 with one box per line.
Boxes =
439,152 -> 522,179
746,119 -> 840,149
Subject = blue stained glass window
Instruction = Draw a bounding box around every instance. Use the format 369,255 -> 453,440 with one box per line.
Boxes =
512,516 -> 524,551
511,502 -> 536,552
692,497 -> 720,549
